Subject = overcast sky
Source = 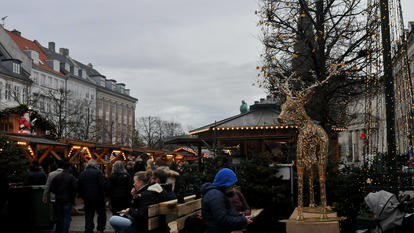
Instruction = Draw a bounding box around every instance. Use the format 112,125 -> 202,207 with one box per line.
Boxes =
2,0 -> 414,132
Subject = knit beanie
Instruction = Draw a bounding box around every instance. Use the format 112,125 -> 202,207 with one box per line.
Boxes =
212,168 -> 238,187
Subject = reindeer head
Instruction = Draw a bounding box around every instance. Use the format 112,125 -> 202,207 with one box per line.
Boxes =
275,70 -> 336,126
278,89 -> 312,125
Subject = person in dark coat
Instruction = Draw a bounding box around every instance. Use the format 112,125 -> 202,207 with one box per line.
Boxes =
50,161 -> 77,233
201,168 -> 251,233
0,170 -> 8,231
24,162 -> 47,185
108,161 -> 132,214
109,170 -> 167,233
78,159 -> 106,233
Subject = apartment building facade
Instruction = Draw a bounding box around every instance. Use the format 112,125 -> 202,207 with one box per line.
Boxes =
0,26 -> 137,146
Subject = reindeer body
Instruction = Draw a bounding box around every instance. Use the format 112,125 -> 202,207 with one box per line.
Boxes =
279,94 -> 329,221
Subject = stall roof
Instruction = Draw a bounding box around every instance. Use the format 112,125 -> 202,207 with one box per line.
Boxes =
163,135 -> 202,145
7,134 -> 67,146
188,99 -> 283,135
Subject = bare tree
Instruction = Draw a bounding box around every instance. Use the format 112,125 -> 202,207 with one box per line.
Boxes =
10,84 -> 41,108
137,116 -> 184,149
138,116 -> 160,148
256,0 -> 380,130
71,99 -> 96,141
131,128 -> 145,148
35,88 -> 95,139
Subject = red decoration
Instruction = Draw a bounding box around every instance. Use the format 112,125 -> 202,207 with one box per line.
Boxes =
18,112 -> 31,134
409,159 -> 414,168
360,133 -> 366,139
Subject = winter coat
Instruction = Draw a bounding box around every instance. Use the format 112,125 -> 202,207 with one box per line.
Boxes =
108,172 -> 132,200
201,183 -> 247,233
42,168 -> 63,202
50,171 -> 77,203
78,166 -> 106,202
126,183 -> 167,233
228,191 -> 251,216
24,166 -> 47,186
160,183 -> 176,201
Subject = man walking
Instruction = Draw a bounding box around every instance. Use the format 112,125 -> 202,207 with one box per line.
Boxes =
78,159 -> 106,233
43,160 -> 64,233
50,160 -> 77,233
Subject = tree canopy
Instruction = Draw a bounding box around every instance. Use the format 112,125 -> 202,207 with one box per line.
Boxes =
256,0 -> 381,129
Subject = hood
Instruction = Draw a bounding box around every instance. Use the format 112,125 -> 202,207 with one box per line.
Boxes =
365,190 -> 400,220
365,190 -> 404,233
147,183 -> 163,193
201,183 -> 220,195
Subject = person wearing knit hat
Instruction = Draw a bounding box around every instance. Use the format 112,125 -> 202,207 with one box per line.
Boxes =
212,168 -> 238,187
200,168 -> 252,233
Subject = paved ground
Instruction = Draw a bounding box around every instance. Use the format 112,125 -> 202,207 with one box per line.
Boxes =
37,204 -> 115,233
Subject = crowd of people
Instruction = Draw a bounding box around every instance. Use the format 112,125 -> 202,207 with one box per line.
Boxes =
20,157 -> 253,233
33,157 -> 176,233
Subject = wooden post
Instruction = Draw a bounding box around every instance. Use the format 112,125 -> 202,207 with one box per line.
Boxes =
197,143 -> 202,171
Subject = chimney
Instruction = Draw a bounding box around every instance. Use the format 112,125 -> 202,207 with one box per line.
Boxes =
11,29 -> 21,36
260,98 -> 265,103
48,42 -> 55,52
59,48 -> 69,56
87,63 -> 93,68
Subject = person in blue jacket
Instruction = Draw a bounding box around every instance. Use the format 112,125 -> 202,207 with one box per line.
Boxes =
201,168 -> 252,233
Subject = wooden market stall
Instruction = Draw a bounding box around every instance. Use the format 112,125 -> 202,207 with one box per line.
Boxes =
166,97 -> 340,163
7,133 -> 67,173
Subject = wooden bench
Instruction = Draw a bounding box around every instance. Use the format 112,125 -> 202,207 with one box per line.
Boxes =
148,195 -> 202,232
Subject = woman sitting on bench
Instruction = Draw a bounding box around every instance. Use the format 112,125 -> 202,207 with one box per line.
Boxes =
109,170 -> 167,233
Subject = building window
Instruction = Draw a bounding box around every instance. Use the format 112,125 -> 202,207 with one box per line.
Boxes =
13,63 -> 20,74
32,71 -> 39,83
14,86 -> 20,102
41,74 -> 46,86
5,83 -> 11,100
48,76 -> 52,87
22,87 -> 27,103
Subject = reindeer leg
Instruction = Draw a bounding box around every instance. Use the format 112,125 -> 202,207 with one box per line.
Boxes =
296,159 -> 305,221
318,163 -> 328,220
309,166 -> 315,208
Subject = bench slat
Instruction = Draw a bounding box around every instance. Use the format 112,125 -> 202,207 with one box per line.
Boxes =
147,195 -> 201,231
159,198 -> 201,217
148,204 -> 159,217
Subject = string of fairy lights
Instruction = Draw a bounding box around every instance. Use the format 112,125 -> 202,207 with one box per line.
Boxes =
364,0 -> 413,160
360,0 -> 414,192
252,0 -> 413,192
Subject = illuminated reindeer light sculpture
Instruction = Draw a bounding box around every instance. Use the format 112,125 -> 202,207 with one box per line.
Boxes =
277,72 -> 334,221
